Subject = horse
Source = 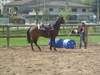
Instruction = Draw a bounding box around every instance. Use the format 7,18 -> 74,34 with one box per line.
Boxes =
27,17 -> 65,51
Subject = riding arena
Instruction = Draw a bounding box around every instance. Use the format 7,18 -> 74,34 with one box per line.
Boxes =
0,17 -> 100,75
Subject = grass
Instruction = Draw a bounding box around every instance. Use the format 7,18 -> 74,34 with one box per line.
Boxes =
0,36 -> 100,47
0,27 -> 100,47
0,36 -> 78,47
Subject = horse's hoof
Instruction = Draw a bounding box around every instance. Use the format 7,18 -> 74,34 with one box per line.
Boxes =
32,49 -> 34,51
54,49 -> 57,51
39,49 -> 42,51
50,47 -> 52,50
50,48 -> 52,50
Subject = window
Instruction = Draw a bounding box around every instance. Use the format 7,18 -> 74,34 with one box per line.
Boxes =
59,8 -> 64,12
0,9 -> 1,13
10,9 -> 11,12
82,9 -> 86,12
72,9 -> 77,12
49,8 -> 53,11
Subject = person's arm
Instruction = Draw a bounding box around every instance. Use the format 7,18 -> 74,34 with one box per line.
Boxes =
82,27 -> 85,33
78,26 -> 81,28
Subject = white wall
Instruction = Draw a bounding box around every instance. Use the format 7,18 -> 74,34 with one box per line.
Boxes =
30,7 -> 93,16
0,0 -> 14,5
0,0 -> 14,14
29,6 -> 94,22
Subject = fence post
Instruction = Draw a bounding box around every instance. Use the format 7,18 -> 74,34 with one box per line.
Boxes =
85,26 -> 88,44
3,27 -> 4,35
63,26 -> 64,33
7,26 -> 9,47
17,27 -> 19,35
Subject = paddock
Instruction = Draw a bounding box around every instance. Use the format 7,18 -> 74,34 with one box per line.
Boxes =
0,45 -> 100,75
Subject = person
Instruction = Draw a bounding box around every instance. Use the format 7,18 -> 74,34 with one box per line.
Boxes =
78,22 -> 87,49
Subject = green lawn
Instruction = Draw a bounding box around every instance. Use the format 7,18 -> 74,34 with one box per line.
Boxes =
0,27 -> 100,47
0,36 -> 100,47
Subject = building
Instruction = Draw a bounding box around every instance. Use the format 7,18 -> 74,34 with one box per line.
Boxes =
0,0 -> 27,14
0,0 -> 15,13
0,2 -> 2,13
27,1 -> 94,24
3,0 -> 33,17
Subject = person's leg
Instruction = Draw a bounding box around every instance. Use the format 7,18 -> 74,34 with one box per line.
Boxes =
79,34 -> 82,48
83,33 -> 87,49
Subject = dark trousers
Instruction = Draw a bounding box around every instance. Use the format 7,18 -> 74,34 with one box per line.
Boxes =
80,33 -> 87,48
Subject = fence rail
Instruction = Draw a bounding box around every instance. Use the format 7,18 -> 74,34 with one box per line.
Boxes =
0,24 -> 100,47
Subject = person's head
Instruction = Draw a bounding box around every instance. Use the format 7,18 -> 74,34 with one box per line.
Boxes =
81,22 -> 85,26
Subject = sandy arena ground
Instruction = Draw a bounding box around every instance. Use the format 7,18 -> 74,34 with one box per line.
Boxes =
0,45 -> 100,75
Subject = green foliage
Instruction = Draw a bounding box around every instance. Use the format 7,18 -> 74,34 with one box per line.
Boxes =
0,13 -> 25,24
42,8 -> 50,23
91,0 -> 100,15
0,13 -> 14,18
88,27 -> 93,43
73,0 -> 94,5
59,7 -> 73,21
9,18 -> 25,24
0,14 -> 3,17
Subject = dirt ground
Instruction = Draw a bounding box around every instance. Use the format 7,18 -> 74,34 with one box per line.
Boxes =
0,45 -> 100,75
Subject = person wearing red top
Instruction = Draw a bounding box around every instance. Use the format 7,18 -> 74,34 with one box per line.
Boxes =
78,22 -> 87,49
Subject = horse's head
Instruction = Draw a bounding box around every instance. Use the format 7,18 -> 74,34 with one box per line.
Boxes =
53,17 -> 65,30
59,17 -> 66,24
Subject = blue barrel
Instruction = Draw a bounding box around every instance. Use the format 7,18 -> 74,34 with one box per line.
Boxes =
63,39 -> 76,49
49,39 -> 63,48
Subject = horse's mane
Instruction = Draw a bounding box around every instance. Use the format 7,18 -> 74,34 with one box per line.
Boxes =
53,17 -> 61,28
53,19 -> 58,28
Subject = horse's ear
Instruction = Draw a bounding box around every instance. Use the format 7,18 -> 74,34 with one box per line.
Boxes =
60,16 -> 63,18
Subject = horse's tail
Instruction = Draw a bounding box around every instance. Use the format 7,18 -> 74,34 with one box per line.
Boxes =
27,28 -> 31,43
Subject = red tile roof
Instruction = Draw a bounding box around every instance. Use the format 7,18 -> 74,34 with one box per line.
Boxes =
4,0 -> 32,6
30,1 -> 92,8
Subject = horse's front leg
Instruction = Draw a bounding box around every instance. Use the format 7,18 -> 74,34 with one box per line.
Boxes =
50,39 -> 52,50
53,40 -> 57,51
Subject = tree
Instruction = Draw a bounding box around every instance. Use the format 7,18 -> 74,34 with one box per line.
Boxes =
91,0 -> 100,15
33,0 -> 44,24
59,7 -> 73,21
73,0 -> 94,5
42,8 -> 50,23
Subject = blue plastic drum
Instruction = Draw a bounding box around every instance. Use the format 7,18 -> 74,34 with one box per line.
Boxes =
63,39 -> 76,49
49,39 -> 63,48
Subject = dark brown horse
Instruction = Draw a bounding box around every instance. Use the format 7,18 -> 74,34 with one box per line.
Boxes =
27,17 -> 65,51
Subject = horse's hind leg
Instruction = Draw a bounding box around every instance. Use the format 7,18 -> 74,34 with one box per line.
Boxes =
31,42 -> 34,51
34,41 -> 41,51
50,39 -> 52,50
53,40 -> 57,51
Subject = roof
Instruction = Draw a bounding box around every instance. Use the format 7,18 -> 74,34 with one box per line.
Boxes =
4,0 -> 32,6
30,1 -> 93,8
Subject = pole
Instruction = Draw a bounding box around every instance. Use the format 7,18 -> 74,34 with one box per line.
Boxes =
97,0 -> 99,24
44,0 -> 45,14
97,0 -> 99,32
7,26 -> 9,47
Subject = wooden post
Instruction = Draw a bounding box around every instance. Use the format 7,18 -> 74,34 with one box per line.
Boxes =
63,26 -> 64,33
98,26 -> 99,32
85,26 -> 88,44
17,27 -> 18,35
7,26 -> 9,48
3,27 -> 4,35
